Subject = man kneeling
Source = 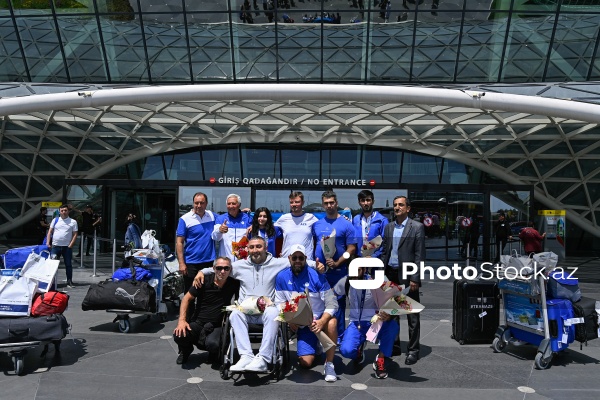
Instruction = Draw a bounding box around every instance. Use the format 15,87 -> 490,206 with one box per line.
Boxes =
275,245 -> 339,382
173,257 -> 238,365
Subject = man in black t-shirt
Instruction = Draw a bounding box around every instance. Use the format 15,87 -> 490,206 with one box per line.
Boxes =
173,257 -> 239,365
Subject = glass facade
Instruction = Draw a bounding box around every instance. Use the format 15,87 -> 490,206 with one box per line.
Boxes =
107,144 -> 479,184
2,1 -> 600,83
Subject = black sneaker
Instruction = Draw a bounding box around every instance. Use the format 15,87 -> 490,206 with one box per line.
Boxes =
354,343 -> 366,365
67,280 -> 75,288
374,356 -> 388,379
176,352 -> 190,365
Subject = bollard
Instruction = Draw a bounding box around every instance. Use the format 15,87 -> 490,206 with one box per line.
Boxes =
112,238 -> 117,275
92,230 -> 97,277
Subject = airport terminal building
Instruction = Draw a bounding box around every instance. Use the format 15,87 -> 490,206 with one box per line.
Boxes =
1,0 -> 599,258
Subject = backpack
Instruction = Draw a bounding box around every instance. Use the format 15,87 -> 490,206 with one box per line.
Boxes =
572,296 -> 599,349
31,291 -> 70,316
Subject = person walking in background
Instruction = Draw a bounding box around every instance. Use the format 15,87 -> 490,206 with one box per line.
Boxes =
124,213 -> 142,249
493,212 -> 512,263
78,204 -> 100,257
519,220 -> 546,255
247,207 -> 282,256
46,204 -> 78,288
37,206 -> 49,245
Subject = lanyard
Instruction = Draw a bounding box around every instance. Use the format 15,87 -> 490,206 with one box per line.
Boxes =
357,281 -> 367,330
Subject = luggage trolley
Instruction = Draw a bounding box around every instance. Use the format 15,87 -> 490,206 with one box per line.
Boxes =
108,249 -> 168,333
0,270 -> 68,375
493,269 -> 572,369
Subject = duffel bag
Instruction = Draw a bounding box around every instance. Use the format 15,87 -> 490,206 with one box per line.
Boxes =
572,297 -> 600,349
31,291 -> 69,317
2,245 -> 49,269
0,314 -> 69,344
81,279 -> 156,312
548,270 -> 581,302
112,266 -> 152,282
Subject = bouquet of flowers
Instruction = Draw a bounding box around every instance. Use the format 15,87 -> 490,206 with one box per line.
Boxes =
226,295 -> 273,315
275,289 -> 336,352
366,281 -> 423,343
361,235 -> 383,257
321,229 -> 337,259
232,236 -> 249,260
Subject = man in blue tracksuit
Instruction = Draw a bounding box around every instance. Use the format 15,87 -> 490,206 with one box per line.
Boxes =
339,268 -> 399,379
275,244 -> 339,383
352,190 -> 388,258
212,193 -> 252,262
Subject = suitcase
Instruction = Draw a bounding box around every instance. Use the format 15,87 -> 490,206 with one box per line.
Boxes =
571,296 -> 599,349
547,298 -> 575,351
81,279 -> 156,312
1,245 -> 49,269
452,279 -> 500,344
0,314 -> 69,344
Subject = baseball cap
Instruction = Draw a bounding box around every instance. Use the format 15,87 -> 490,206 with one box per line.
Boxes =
289,244 -> 307,257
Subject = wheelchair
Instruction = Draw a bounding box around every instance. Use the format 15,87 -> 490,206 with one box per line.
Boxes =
218,311 -> 290,381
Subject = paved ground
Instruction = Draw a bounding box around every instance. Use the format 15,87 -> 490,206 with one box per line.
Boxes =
1,245 -> 599,400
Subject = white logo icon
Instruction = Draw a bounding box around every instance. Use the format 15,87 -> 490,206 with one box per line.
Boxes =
115,287 -> 141,305
348,258 -> 385,290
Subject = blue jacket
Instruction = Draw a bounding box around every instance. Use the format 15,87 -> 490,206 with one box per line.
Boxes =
352,211 -> 389,258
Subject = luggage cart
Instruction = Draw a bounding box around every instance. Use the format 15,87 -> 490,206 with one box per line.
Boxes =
107,249 -> 168,333
0,341 -> 40,375
493,271 -> 572,369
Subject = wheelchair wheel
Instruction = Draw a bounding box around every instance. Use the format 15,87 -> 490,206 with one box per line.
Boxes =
273,323 -> 289,381
219,314 -> 232,380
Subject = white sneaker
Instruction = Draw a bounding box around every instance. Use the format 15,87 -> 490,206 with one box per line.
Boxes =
230,354 -> 254,372
324,361 -> 337,382
245,355 -> 269,373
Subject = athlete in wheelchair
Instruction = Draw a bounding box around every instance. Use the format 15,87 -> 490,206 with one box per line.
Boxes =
173,257 -> 239,365
193,237 -> 325,379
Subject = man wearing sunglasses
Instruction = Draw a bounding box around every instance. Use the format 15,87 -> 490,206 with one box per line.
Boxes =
275,244 -> 339,382
173,257 -> 239,366
193,236 -> 325,373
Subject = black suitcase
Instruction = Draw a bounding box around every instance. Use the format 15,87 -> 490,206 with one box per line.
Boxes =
0,314 -> 69,344
452,279 -> 500,344
572,296 -> 599,349
82,279 -> 156,312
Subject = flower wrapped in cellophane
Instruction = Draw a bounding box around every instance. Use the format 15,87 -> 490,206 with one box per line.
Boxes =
366,281 -> 418,343
226,295 -> 273,315
321,229 -> 337,259
232,236 -> 249,260
275,289 -> 336,352
361,235 -> 383,257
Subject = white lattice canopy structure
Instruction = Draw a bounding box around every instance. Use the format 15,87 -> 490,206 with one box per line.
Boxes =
1,83 -> 600,237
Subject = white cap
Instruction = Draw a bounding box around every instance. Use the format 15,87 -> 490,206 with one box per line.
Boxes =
289,244 -> 307,257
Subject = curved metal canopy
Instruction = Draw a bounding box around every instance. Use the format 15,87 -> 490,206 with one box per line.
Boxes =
0,83 -> 599,237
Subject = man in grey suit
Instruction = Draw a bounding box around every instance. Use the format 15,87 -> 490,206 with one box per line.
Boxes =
379,195 -> 426,365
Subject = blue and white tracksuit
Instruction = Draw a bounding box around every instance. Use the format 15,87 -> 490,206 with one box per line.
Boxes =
339,275 -> 399,359
275,266 -> 338,356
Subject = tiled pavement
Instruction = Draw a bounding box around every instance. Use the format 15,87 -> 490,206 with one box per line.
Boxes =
1,246 -> 599,400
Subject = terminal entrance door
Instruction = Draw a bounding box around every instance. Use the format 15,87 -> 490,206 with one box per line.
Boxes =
409,190 -> 485,262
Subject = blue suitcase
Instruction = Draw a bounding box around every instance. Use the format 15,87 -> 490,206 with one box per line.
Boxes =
1,245 -> 49,269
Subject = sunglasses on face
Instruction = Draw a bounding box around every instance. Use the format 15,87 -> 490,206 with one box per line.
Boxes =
291,256 -> 305,261
215,266 -> 231,272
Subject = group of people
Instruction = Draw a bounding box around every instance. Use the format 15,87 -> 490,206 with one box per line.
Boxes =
173,189 -> 425,381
